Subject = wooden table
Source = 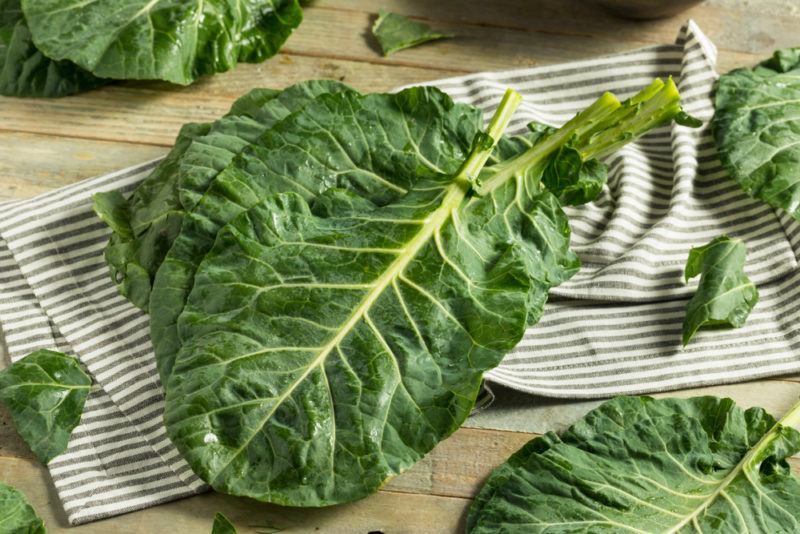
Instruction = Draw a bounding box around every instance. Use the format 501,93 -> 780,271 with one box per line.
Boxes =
1,1 -> 799,532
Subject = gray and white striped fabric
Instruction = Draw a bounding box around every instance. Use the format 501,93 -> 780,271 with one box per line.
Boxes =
1,21 -> 798,524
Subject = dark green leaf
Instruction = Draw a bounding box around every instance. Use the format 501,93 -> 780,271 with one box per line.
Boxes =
541,145 -> 607,206
371,10 -> 453,56
0,349 -> 91,464
0,0 -> 104,97
95,80 -> 349,311
682,235 -> 758,345
20,0 -> 303,85
674,110 -> 703,127
762,47 -> 800,73
163,82 -> 691,506
211,512 -> 236,534
163,97 -> 568,505
467,396 -> 800,533
0,483 -> 46,534
94,121 -> 212,311
149,86 -> 484,383
713,48 -> 800,220
92,191 -> 132,239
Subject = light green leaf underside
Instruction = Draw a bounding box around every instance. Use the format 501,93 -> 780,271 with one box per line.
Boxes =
467,396 -> 800,534
0,349 -> 91,464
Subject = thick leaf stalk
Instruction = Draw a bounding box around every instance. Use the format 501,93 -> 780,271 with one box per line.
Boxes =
475,77 -> 694,196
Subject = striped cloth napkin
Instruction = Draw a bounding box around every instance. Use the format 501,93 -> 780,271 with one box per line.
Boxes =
1,21 -> 798,525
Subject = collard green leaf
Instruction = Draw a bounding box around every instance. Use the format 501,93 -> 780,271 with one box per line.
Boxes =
20,0 -> 303,85
683,235 -> 758,345
467,396 -> 800,534
713,48 -> 800,220
163,82 -> 693,506
150,86 -> 484,383
163,91 -> 565,505
211,512 -> 237,534
0,349 -> 91,464
371,10 -> 453,56
0,0 -> 104,97
94,80 -> 349,311
0,483 -> 46,534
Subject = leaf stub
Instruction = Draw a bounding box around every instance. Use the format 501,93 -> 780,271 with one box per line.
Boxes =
0,349 -> 91,464
682,235 -> 758,345
467,396 -> 800,534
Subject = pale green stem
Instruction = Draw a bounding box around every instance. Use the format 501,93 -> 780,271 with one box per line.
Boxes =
455,88 -> 522,187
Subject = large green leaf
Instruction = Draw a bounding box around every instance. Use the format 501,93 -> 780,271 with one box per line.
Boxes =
94,80 -> 349,310
713,47 -> 800,220
371,10 -> 453,56
149,86 -> 484,382
0,349 -> 91,464
683,235 -> 759,345
0,483 -> 45,534
20,0 -> 303,85
0,0 -> 104,97
163,82 -> 693,506
467,396 -> 800,533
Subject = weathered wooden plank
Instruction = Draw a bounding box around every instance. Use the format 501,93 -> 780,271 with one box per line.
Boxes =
314,0 -> 796,71
0,55 -> 454,147
0,2 -> 783,148
0,458 -> 469,533
0,133 -> 166,201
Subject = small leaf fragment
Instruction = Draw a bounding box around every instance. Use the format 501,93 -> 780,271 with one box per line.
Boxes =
541,144 -> 607,206
682,235 -> 758,345
0,483 -> 46,534
211,512 -> 237,534
371,10 -> 453,56
0,349 -> 91,464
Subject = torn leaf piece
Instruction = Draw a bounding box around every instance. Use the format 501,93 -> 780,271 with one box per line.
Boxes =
0,349 -> 91,464
372,10 -> 453,56
683,235 -> 758,345
211,512 -> 237,534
